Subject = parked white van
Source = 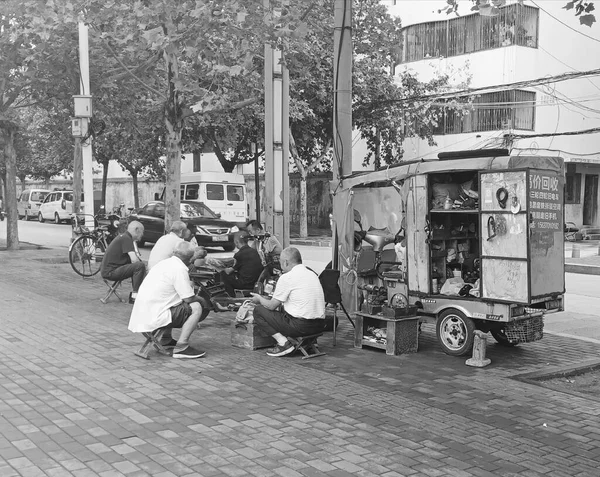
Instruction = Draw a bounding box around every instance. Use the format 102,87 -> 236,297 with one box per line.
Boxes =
17,188 -> 51,221
159,172 -> 248,226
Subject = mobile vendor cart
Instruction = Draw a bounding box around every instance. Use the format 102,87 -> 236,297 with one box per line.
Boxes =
331,150 -> 565,356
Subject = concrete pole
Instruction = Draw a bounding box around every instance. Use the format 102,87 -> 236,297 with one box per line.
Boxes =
263,0 -> 290,247
79,22 -> 95,228
332,0 -> 353,267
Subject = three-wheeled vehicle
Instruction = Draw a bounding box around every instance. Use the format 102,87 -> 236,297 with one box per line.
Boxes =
331,150 -> 565,356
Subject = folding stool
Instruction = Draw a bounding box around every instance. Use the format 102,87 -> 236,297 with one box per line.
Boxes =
101,279 -> 125,304
134,328 -> 171,359
289,333 -> 326,360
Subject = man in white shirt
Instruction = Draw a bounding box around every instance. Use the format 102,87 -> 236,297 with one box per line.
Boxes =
250,247 -> 325,357
129,241 -> 207,359
147,221 -> 188,270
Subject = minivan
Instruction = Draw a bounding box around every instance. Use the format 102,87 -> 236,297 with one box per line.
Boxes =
158,172 -> 248,226
38,190 -> 74,224
18,189 -> 51,221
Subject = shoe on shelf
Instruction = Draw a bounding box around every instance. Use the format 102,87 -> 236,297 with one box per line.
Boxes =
160,339 -> 177,349
266,341 -> 294,357
172,346 -> 206,359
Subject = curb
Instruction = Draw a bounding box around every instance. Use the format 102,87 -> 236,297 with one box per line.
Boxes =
290,238 -> 332,248
564,263 -> 600,275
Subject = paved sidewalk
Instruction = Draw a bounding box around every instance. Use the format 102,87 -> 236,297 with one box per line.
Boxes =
1,247 -> 600,476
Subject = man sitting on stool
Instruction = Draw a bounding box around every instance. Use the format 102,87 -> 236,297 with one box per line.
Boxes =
101,221 -> 146,304
220,231 -> 263,297
128,241 -> 207,359
250,247 -> 326,357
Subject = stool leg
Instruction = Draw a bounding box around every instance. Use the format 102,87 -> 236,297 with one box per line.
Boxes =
332,307 -> 337,347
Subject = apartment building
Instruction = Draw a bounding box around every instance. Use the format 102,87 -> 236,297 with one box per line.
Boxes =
388,0 -> 600,227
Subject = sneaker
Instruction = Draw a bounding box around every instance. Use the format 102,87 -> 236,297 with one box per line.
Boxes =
172,346 -> 206,359
128,293 -> 136,305
266,341 -> 294,357
160,339 -> 178,349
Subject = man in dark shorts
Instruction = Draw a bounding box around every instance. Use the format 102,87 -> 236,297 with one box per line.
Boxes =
128,241 -> 207,359
219,231 -> 263,296
250,247 -> 326,357
101,221 -> 146,303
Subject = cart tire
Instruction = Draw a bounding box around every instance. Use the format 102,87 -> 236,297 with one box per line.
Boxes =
198,297 -> 211,321
491,328 -> 518,347
38,212 -> 44,223
436,309 -> 475,356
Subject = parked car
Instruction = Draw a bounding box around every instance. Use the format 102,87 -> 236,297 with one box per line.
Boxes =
38,190 -> 75,224
129,200 -> 239,251
17,189 -> 51,221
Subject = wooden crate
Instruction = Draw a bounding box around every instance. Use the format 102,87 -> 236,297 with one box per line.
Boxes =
355,312 -> 419,356
230,321 -> 275,350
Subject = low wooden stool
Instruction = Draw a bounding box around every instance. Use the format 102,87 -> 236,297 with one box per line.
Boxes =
101,279 -> 125,304
289,334 -> 326,360
134,328 -> 171,359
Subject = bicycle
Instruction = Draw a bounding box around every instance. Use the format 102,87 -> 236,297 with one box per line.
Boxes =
68,213 -> 120,278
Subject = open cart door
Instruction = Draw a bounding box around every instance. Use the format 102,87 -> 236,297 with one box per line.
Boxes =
528,170 -> 565,301
480,171 -> 530,303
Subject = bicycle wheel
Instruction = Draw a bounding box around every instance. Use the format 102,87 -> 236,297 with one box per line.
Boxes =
69,235 -> 105,277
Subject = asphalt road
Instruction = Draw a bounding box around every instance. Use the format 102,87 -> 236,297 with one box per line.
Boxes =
2,219 -> 598,342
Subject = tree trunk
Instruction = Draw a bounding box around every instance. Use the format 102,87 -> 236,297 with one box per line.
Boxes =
131,171 -> 139,209
101,160 -> 108,210
18,175 -> 26,193
163,50 -> 183,233
3,129 -> 19,250
299,173 -> 308,239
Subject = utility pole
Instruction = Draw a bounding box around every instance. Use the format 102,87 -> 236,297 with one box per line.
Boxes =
331,0 -> 353,268
263,0 -> 290,248
77,22 -> 95,228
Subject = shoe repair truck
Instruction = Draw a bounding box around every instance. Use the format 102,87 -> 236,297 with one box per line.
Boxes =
331,149 -> 565,356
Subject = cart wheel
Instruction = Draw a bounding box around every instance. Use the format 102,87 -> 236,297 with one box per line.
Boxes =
436,309 -> 475,356
491,328 -> 518,347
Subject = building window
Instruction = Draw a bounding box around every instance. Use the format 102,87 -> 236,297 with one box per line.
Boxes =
566,173 -> 582,204
431,89 -> 536,135
400,3 -> 538,63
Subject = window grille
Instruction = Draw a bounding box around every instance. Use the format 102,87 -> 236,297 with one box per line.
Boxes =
400,3 -> 538,63
430,90 -> 536,135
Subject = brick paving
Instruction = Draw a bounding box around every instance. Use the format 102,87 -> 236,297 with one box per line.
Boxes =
1,247 -> 600,476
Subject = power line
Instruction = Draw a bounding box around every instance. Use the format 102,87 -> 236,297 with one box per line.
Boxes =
512,147 -> 600,156
364,67 -> 600,111
530,0 -> 600,45
510,126 -> 600,139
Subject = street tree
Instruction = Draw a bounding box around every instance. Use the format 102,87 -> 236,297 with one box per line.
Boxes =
80,0 -> 282,231
0,1 -> 80,250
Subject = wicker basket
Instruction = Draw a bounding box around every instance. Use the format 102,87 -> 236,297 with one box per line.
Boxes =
504,315 -> 544,343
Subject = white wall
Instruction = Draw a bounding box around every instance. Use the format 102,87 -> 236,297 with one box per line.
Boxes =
386,0 -> 600,162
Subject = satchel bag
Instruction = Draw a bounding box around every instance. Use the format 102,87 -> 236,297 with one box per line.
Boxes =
235,300 -> 255,323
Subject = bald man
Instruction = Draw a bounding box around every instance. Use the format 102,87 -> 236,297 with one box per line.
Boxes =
148,220 -> 188,270
101,220 -> 146,304
129,241 -> 207,359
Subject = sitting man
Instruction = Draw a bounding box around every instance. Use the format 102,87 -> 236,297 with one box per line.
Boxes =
101,220 -> 146,304
250,247 -> 325,357
148,220 -> 188,270
128,241 -> 207,359
246,220 -> 282,277
219,231 -> 263,297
